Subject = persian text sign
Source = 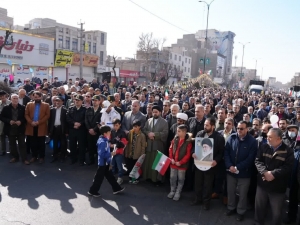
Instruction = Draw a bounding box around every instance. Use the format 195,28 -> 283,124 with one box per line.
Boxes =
0,29 -> 54,67
54,50 -> 74,67
72,53 -> 98,67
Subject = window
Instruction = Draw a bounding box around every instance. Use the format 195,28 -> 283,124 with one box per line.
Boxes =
88,34 -> 91,40
100,51 -> 104,65
189,59 -> 191,64
188,68 -> 190,73
59,27 -> 63,33
93,43 -> 96,54
72,38 -> 78,51
88,42 -> 91,53
175,55 -> 177,60
185,67 -> 186,72
66,28 -> 69,34
185,58 -> 187,63
170,53 -> 172,59
101,33 -> 105,45
58,35 -> 63,48
93,35 -> 97,41
65,37 -> 70,49
179,56 -> 181,61
182,62 -> 184,66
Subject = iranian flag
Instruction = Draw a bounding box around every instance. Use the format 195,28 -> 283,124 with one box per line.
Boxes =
165,90 -> 169,100
152,151 -> 171,175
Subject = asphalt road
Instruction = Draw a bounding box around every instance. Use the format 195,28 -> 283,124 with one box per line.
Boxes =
0,147 -> 258,225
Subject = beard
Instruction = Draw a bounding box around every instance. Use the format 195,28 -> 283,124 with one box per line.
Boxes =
35,100 -> 41,103
204,128 -> 212,134
153,115 -> 159,119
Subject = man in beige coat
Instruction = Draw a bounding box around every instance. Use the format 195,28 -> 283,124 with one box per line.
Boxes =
25,92 -> 50,163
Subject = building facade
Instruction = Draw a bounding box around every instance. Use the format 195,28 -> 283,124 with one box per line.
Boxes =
195,29 -> 235,76
0,8 -> 13,29
17,18 -> 107,82
0,28 -> 55,82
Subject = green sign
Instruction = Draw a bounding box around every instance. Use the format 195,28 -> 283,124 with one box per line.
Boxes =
238,73 -> 244,77
199,58 -> 210,65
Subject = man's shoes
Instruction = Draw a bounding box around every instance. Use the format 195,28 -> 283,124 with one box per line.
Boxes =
113,187 -> 125,195
190,198 -> 202,206
50,158 -> 57,163
9,158 -> 19,163
225,209 -> 236,216
0,152 -> 6,156
203,203 -> 210,210
30,158 -> 37,163
39,158 -> 44,164
236,214 -> 244,221
211,192 -> 219,199
173,192 -> 181,201
23,160 -> 30,165
167,191 -> 175,199
87,191 -> 101,197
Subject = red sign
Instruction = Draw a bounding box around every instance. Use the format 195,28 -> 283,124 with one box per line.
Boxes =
0,37 -> 34,54
0,68 -> 9,73
120,70 -> 139,78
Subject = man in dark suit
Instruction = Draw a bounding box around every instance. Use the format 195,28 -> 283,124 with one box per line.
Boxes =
85,95 -> 102,165
18,89 -> 31,106
48,96 -> 68,163
0,94 -> 28,165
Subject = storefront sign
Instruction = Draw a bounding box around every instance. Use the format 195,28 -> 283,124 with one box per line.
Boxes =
15,65 -> 31,76
54,50 -> 74,67
35,67 -> 48,76
72,53 -> 98,67
97,65 -> 106,73
120,70 -> 139,78
0,29 -> 54,67
0,64 -> 11,78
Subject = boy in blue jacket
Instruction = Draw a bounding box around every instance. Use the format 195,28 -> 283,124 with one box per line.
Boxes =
88,125 -> 125,197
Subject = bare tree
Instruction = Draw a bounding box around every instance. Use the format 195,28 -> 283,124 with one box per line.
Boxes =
0,30 -> 13,54
112,55 -> 118,83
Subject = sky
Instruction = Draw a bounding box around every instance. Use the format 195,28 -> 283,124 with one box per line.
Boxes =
2,0 -> 300,83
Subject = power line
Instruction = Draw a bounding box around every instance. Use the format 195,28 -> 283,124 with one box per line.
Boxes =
128,0 -> 192,33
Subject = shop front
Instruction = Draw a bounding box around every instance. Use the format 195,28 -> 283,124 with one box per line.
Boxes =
0,28 -> 55,83
119,70 -> 139,85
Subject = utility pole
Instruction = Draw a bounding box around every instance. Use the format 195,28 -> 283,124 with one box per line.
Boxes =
261,67 -> 263,80
235,55 -> 237,67
238,42 -> 250,81
77,21 -> 85,79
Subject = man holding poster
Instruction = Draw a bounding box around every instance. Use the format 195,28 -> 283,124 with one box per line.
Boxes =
191,117 -> 225,210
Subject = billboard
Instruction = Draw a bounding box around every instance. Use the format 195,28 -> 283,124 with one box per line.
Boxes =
72,53 -> 98,67
54,50 -> 74,67
0,29 -> 54,67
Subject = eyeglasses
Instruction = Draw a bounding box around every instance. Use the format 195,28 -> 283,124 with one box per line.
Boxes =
163,105 -> 169,107
86,96 -> 91,98
253,124 -> 259,126
237,128 -> 245,130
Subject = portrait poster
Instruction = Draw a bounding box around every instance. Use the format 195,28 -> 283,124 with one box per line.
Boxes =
194,137 -> 214,171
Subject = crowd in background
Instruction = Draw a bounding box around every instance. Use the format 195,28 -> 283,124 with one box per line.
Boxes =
1,76 -> 300,224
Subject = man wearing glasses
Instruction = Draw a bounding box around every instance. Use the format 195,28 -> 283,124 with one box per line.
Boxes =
224,121 -> 258,221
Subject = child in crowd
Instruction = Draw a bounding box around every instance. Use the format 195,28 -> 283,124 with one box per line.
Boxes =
124,120 -> 146,184
168,124 -> 192,201
110,119 -> 128,185
88,125 -> 125,197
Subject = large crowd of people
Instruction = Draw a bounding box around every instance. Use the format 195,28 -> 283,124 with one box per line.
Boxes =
1,76 -> 300,224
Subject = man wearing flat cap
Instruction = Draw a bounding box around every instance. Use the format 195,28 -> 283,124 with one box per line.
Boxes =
48,96 -> 68,163
0,90 -> 10,156
282,124 -> 300,223
143,105 -> 168,184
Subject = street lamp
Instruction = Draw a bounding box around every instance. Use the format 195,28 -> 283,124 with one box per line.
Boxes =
199,0 -> 215,75
253,58 -> 261,78
238,42 -> 250,81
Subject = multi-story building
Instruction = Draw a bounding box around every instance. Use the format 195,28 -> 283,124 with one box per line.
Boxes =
0,8 -> 13,29
17,18 -> 107,82
195,29 -> 235,76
